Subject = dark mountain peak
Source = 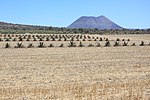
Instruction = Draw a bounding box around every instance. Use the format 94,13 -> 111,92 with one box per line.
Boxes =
80,16 -> 94,18
80,15 -> 106,18
98,15 -> 106,18
68,15 -> 123,30
98,15 -> 109,20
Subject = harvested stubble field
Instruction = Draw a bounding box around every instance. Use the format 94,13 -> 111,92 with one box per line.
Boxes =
0,34 -> 150,100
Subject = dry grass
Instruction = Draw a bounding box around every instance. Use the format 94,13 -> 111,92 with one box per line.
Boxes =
0,80 -> 150,99
0,34 -> 150,99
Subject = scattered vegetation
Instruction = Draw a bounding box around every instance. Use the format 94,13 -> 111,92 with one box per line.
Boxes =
27,43 -> 34,48
122,42 -> 128,46
14,42 -> 24,48
131,43 -> 136,46
38,42 -> 45,48
105,41 -> 111,47
78,41 -> 84,47
0,34 -> 149,48
88,43 -> 94,47
140,41 -> 144,46
116,38 -> 120,41
68,41 -> 76,47
48,43 -> 54,47
114,41 -> 120,46
5,43 -> 10,48
59,43 -> 64,47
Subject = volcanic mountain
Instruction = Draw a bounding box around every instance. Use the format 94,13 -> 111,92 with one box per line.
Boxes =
68,15 -> 123,29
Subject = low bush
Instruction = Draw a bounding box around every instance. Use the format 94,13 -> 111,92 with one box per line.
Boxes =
68,41 -> 76,47
116,38 -> 120,41
59,43 -> 64,47
122,42 -> 128,46
0,38 -> 3,41
78,41 -> 84,47
131,43 -> 136,46
27,43 -> 34,48
38,42 -> 45,48
140,41 -> 144,46
48,44 -> 54,47
88,44 -> 94,47
5,38 -> 10,41
15,43 -> 24,48
99,37 -> 103,41
104,41 -> 111,47
114,41 -> 120,46
5,43 -> 11,48
12,38 -> 16,41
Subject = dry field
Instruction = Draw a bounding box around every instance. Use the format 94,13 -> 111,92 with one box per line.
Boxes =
0,34 -> 150,100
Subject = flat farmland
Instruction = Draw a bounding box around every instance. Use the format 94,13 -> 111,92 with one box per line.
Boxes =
0,34 -> 150,100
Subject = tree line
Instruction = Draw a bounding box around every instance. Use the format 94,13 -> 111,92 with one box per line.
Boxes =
0,23 -> 150,34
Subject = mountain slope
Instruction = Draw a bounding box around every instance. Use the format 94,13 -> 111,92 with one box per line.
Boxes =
0,21 -> 48,30
68,16 -> 123,29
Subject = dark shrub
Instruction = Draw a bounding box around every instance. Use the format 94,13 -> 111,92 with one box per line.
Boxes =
59,43 -> 64,47
122,42 -> 128,46
5,43 -> 10,48
68,41 -> 76,47
46,37 -> 50,41
78,41 -> 84,47
82,39 -> 85,41
15,43 -> 24,48
48,44 -> 54,47
116,38 -> 120,41
140,41 -> 144,46
12,38 -> 16,41
99,37 -> 103,41
18,37 -> 23,41
104,41 -> 111,47
5,38 -> 10,41
58,38 -> 61,41
27,43 -> 34,48
105,38 -> 109,41
52,38 -> 55,41
0,38 -> 3,41
33,38 -> 37,41
114,41 -> 120,47
88,44 -> 94,47
26,38 -> 30,41
38,42 -> 45,48
39,38 -> 44,41
131,43 -> 136,46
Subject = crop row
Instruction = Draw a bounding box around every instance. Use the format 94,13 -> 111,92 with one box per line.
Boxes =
0,34 -> 130,42
2,41 -> 150,48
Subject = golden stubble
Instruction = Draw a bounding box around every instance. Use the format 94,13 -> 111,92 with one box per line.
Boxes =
0,34 -> 150,99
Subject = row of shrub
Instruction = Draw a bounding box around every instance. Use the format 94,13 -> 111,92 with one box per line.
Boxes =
0,38 -> 130,42
3,41 -> 150,48
0,34 -> 131,42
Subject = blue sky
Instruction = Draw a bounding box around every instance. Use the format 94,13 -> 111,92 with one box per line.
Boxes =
0,0 -> 150,28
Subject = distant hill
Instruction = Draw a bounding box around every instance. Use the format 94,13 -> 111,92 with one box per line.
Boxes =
0,21 -> 48,30
0,22 -> 14,26
68,15 -> 123,29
